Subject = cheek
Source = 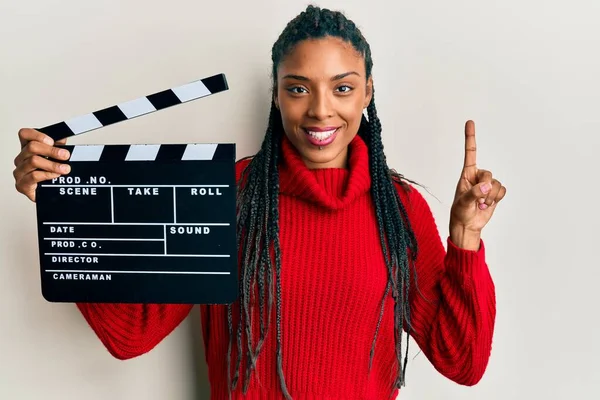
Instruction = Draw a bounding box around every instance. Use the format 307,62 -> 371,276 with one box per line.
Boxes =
339,96 -> 366,125
279,99 -> 305,128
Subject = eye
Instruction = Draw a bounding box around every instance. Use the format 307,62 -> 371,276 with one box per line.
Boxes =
336,85 -> 353,93
286,86 -> 307,94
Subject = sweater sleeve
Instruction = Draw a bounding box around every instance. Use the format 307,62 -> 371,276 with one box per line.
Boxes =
401,184 -> 496,386
75,159 -> 253,361
76,303 -> 194,360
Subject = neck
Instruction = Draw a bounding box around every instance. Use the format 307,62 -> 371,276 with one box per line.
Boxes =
279,133 -> 371,210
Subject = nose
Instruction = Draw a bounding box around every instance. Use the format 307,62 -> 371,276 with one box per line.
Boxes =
307,90 -> 333,120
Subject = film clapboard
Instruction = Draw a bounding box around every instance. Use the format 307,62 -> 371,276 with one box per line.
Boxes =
34,73 -> 238,304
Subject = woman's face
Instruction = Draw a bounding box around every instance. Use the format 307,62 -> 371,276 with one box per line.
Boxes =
275,36 -> 373,169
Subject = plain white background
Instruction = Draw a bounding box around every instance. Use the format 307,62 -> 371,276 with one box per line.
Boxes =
1,0 -> 599,399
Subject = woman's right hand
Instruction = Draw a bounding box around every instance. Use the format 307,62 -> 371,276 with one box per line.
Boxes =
13,128 -> 71,202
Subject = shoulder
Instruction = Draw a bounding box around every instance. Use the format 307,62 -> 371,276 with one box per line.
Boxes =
391,175 -> 425,207
235,157 -> 253,179
235,156 -> 254,184
390,175 -> 434,225
390,176 -> 444,251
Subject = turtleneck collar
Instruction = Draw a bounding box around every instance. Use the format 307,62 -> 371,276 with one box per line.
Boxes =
278,134 -> 371,210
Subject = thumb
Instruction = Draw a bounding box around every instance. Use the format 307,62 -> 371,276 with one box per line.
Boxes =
460,181 -> 492,205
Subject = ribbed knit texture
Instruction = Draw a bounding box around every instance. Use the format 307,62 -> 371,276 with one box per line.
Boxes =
76,134 -> 496,399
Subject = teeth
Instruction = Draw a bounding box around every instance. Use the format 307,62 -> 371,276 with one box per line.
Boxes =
307,129 -> 336,140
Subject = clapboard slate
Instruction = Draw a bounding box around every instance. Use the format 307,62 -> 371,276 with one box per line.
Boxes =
35,143 -> 238,304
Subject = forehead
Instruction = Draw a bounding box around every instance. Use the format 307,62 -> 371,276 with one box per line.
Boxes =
278,37 -> 365,77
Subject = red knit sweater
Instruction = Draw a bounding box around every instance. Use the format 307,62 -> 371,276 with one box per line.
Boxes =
76,134 -> 496,399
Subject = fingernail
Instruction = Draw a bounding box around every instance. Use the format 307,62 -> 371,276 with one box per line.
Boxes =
44,137 -> 54,146
59,149 -> 69,158
60,164 -> 70,173
479,203 -> 488,210
481,183 -> 491,193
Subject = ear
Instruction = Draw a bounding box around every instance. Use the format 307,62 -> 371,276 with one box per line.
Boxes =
273,86 -> 280,109
364,76 -> 373,108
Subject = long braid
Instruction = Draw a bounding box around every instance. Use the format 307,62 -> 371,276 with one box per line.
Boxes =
230,5 -> 420,398
230,100 -> 292,398
361,92 -> 419,388
264,100 -> 292,399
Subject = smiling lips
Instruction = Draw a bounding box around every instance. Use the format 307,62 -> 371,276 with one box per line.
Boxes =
303,126 -> 340,147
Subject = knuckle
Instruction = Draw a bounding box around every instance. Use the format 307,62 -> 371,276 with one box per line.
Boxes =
18,127 -> 30,138
51,147 -> 61,158
30,155 -> 43,168
31,170 -> 44,182
53,161 -> 66,173
39,170 -> 53,180
25,141 -> 37,153
24,156 -> 37,169
16,181 -> 30,195
44,170 -> 56,180
53,146 -> 68,160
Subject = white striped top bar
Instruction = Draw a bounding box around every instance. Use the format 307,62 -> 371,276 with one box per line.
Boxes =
38,73 -> 229,141
65,143 -> 232,162
69,145 -> 104,162
125,144 -> 161,161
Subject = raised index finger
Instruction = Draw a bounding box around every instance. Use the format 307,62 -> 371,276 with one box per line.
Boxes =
463,120 -> 477,169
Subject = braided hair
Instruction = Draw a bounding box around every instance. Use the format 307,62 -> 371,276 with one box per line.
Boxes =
229,5 -> 420,399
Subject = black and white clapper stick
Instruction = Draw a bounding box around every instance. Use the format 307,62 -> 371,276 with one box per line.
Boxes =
37,73 -> 229,141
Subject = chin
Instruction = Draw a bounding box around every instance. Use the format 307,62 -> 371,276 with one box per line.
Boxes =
290,127 -> 353,168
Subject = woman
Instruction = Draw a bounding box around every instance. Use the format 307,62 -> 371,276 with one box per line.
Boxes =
12,5 -> 506,400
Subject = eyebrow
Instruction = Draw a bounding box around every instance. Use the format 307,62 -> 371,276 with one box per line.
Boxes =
282,71 -> 361,81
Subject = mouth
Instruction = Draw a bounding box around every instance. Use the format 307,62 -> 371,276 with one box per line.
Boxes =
302,126 -> 340,147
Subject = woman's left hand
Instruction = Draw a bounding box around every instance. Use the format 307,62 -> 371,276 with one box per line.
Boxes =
449,120 -> 506,244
